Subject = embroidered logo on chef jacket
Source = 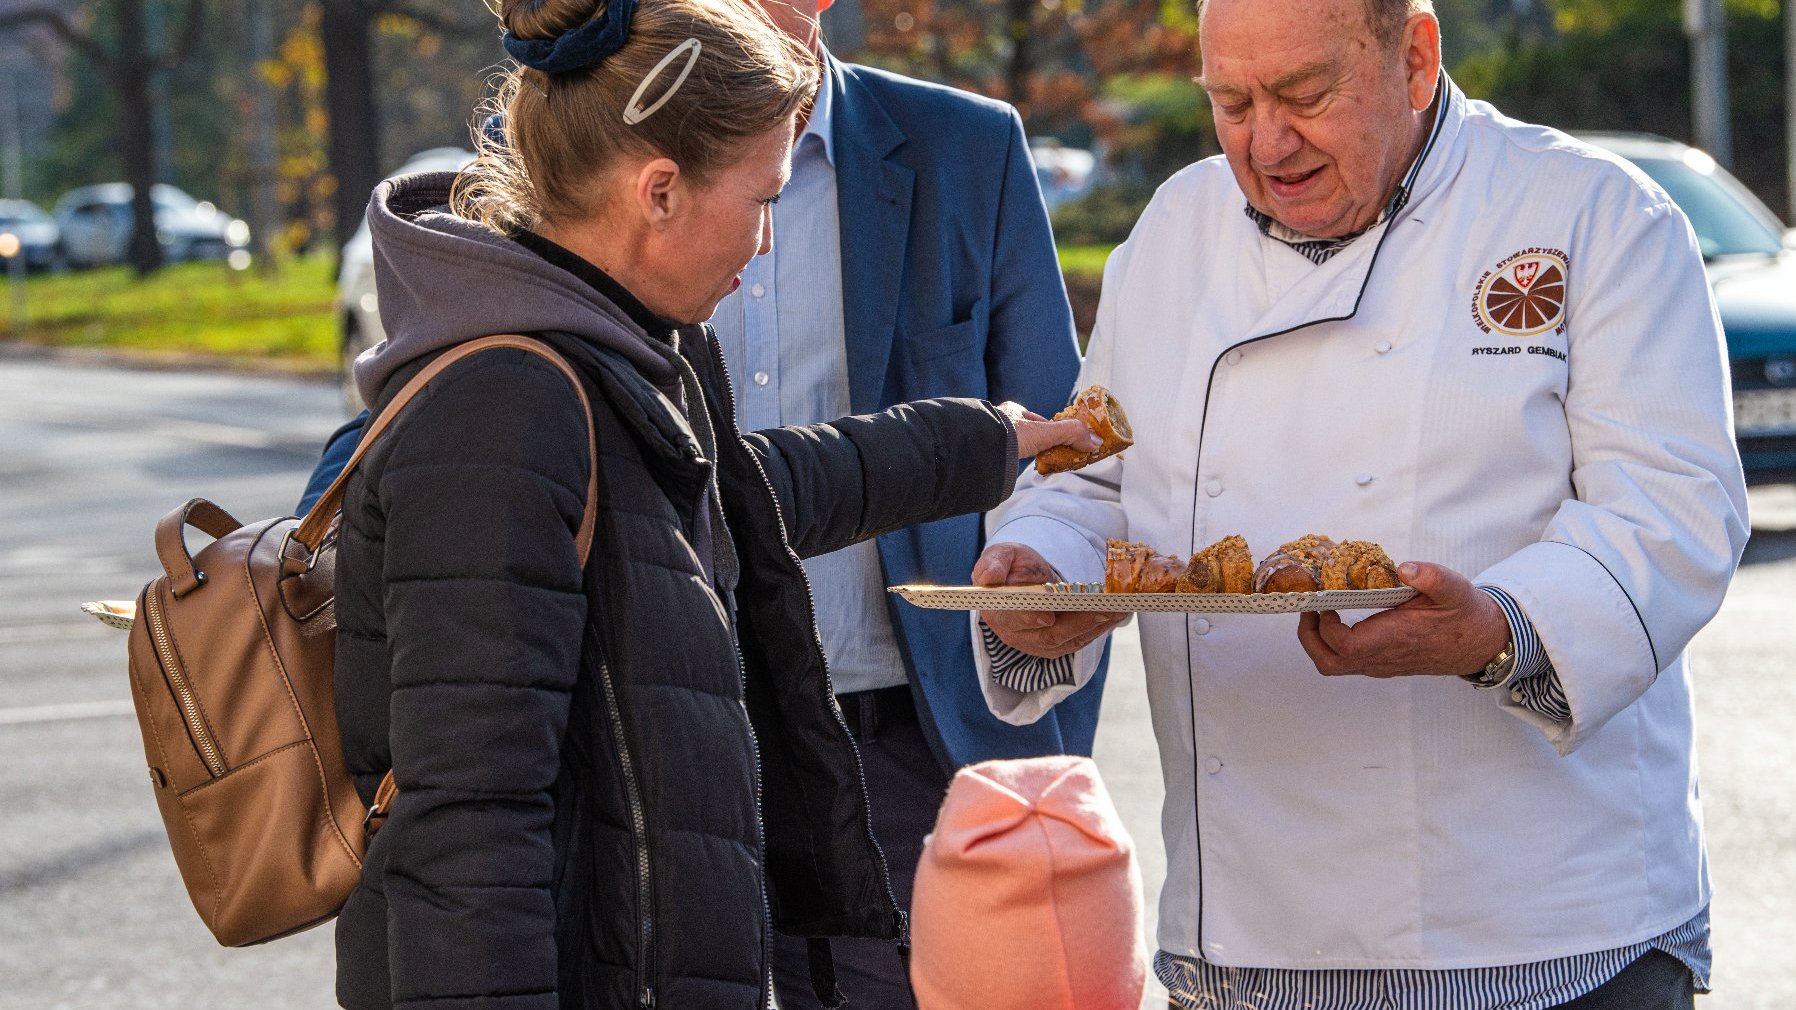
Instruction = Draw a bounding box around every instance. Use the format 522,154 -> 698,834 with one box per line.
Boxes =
1472,248 -> 1569,338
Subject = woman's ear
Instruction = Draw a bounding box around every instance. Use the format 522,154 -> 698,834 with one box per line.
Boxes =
635,157 -> 684,229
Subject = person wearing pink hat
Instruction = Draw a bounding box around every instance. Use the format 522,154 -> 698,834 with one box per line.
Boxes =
910,756 -> 1148,1010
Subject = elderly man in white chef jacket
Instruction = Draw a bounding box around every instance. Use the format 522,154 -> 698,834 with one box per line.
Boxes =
972,0 -> 1749,1007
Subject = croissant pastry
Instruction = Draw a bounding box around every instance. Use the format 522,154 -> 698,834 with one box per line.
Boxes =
1105,535 -> 1254,594
1188,534 -> 1254,594
1035,385 -> 1135,475
1252,535 -> 1402,592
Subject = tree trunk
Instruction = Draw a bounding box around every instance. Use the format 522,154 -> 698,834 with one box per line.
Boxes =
321,0 -> 381,258
117,0 -> 163,276
1005,0 -> 1034,119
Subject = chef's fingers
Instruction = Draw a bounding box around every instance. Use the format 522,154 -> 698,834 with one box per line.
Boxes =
972,542 -> 1058,587
981,608 -> 1057,633
1047,611 -> 1129,650
1397,561 -> 1476,609
1297,611 -> 1346,674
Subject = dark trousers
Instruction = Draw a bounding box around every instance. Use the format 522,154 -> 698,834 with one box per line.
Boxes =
772,686 -> 950,1010
1555,949 -> 1696,1009
1163,948 -> 1695,1010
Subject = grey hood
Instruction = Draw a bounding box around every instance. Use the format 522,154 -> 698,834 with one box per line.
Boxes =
352,171 -> 682,406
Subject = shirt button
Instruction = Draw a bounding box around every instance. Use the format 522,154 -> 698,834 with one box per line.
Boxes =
751,283 -> 766,298
1204,480 -> 1223,497
1375,340 -> 1393,354
1193,618 -> 1212,635
1225,350 -> 1243,366
1204,756 -> 1222,775
753,371 -> 770,386
1355,473 -> 1375,486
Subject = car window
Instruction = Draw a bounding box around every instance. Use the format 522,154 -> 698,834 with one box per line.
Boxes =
1628,156 -> 1784,259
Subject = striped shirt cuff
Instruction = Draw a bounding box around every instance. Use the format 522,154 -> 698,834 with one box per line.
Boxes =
1477,585 -> 1571,722
980,621 -> 1078,694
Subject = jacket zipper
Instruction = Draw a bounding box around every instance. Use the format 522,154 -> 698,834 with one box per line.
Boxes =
145,587 -> 227,778
702,334 -> 904,964
587,628 -> 656,1010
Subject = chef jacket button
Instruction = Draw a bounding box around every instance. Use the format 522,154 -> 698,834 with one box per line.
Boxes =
1204,480 -> 1223,497
1511,687 -> 1525,702
753,371 -> 770,386
751,283 -> 767,298
1204,756 -> 1222,774
1375,340 -> 1393,354
1193,618 -> 1212,635
1355,473 -> 1375,486
1225,349 -> 1243,366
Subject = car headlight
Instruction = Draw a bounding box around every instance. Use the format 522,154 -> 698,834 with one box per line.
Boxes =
225,219 -> 250,247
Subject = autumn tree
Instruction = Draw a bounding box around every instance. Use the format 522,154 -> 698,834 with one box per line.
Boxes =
0,0 -> 205,276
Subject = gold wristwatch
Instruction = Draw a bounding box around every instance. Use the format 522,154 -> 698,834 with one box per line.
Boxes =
1462,641 -> 1516,688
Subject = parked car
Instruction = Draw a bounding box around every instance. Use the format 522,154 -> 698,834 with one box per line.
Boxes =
338,147 -> 477,412
52,183 -> 249,268
1582,133 -> 1796,484
0,198 -> 61,270
1029,138 -> 1097,211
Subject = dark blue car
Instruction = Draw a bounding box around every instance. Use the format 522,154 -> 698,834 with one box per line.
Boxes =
1584,133 -> 1796,485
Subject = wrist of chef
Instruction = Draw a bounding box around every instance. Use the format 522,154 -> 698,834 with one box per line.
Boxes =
1469,585 -> 1553,689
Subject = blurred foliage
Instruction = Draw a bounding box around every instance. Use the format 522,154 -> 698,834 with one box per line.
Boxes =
11,254 -> 337,366
1050,183 -> 1157,246
1454,0 -> 1789,218
24,1 -> 495,257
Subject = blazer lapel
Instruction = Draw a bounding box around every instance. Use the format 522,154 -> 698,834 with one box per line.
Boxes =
830,56 -> 914,413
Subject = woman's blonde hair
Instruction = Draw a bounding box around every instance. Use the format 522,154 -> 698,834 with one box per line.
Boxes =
453,0 -> 818,233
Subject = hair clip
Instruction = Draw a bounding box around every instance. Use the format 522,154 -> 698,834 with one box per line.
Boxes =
623,38 -> 702,125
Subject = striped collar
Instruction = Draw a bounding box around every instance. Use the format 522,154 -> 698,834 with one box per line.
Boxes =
1245,71 -> 1450,265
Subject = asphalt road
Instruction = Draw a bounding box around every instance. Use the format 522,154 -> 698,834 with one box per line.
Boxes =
1,354 -> 1791,1008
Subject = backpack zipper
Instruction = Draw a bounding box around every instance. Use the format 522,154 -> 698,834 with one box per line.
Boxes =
145,587 -> 227,778
587,628 -> 656,1010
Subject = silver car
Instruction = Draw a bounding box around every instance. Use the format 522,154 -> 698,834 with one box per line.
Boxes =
53,183 -> 249,268
0,198 -> 60,271
337,147 -> 477,412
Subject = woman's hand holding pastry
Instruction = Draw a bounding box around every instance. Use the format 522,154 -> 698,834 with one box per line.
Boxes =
995,401 -> 1103,461
972,543 -> 1129,659
1295,561 -> 1511,679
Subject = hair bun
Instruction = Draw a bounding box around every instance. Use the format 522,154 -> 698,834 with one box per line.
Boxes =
503,0 -> 605,42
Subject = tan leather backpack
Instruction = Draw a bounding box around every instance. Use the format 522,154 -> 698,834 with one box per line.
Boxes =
125,335 -> 597,946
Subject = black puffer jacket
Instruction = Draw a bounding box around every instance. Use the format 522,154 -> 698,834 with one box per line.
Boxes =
330,176 -> 1019,1010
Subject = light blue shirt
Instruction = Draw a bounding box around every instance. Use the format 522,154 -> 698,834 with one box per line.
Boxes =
710,59 -> 909,693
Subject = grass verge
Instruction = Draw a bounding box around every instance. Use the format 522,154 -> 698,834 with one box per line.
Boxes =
1,255 -> 338,370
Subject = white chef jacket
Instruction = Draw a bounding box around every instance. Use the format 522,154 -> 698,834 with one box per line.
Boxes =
979,80 -> 1748,970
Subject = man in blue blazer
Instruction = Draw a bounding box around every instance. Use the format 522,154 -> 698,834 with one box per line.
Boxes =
298,3 -> 1105,1005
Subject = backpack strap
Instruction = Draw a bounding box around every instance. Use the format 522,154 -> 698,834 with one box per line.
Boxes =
290,334 -> 599,565
292,335 -> 602,839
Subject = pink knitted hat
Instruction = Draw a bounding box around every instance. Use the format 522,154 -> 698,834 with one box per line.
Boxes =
910,756 -> 1147,1010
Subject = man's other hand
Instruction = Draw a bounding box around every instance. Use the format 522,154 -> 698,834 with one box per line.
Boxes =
972,542 -> 1128,660
1296,561 -> 1512,679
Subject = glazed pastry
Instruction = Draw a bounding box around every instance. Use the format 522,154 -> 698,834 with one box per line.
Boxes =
1105,539 -> 1184,593
1190,535 -> 1254,594
1339,540 -> 1401,589
1035,385 -> 1135,476
1252,534 -> 1349,593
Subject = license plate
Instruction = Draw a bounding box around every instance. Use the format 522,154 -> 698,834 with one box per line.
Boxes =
1735,387 -> 1796,436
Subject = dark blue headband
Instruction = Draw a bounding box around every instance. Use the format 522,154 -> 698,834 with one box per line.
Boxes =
502,0 -> 638,75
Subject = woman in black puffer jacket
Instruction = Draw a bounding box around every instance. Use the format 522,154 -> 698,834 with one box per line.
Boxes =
321,2 -> 1098,1008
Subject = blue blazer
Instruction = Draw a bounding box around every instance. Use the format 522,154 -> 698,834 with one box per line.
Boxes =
822,58 -> 1104,769
299,59 -> 1106,770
